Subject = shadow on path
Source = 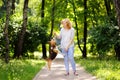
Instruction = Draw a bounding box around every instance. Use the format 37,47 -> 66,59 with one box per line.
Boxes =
33,54 -> 97,80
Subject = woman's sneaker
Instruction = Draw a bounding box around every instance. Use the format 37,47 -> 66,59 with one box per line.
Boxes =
74,72 -> 78,76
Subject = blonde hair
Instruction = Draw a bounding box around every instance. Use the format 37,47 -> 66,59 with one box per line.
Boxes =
61,18 -> 72,29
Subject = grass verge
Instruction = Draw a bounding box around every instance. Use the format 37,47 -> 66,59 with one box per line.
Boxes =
75,57 -> 120,80
0,59 -> 45,80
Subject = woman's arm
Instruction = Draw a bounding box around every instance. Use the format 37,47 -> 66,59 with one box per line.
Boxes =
54,32 -> 61,39
54,28 -> 63,39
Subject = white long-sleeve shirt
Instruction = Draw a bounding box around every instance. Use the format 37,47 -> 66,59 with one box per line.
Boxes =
59,27 -> 75,49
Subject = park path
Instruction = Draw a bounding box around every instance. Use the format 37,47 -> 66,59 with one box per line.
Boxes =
33,54 -> 97,80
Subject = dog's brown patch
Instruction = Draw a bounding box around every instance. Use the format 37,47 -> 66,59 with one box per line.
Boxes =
46,39 -> 58,70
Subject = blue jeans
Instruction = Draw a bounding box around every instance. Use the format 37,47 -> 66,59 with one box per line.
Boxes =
62,47 -> 76,73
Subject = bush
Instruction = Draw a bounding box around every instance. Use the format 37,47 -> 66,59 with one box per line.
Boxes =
88,23 -> 120,59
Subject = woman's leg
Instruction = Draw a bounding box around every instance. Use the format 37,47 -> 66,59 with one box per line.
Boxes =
62,49 -> 69,74
68,47 -> 76,72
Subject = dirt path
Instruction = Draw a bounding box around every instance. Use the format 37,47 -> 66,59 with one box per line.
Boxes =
33,54 -> 97,80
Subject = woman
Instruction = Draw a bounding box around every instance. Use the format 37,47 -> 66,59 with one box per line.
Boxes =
54,18 -> 78,76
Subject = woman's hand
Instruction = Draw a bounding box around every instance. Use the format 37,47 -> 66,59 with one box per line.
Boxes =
54,32 -> 61,39
53,32 -> 57,37
65,47 -> 69,52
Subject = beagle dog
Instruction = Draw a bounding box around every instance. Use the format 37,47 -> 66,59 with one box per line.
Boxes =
46,39 -> 58,70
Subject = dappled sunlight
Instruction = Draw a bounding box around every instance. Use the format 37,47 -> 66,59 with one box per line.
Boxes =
96,69 -> 120,80
76,58 -> 120,80
51,63 -> 65,70
0,59 -> 45,80
25,59 -> 45,66
0,0 -> 119,80
33,58 -> 97,80
33,51 -> 42,59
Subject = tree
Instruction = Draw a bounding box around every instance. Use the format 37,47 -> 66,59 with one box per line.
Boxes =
41,0 -> 47,59
71,0 -> 84,54
104,0 -> 116,24
11,0 -> 15,14
3,0 -> 11,63
113,0 -> 120,60
14,0 -> 29,58
83,0 -> 88,58
49,0 -> 55,38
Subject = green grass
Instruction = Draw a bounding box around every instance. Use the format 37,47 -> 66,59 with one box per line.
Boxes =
75,57 -> 120,80
0,59 -> 45,80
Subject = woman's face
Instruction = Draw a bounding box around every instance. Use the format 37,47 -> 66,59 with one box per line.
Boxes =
61,19 -> 71,29
62,21 -> 67,29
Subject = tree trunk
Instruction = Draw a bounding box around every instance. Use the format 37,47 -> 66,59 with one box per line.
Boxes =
71,0 -> 84,54
114,44 -> 120,60
41,0 -> 47,59
3,0 -> 11,63
83,0 -> 87,58
104,0 -> 112,17
11,0 -> 15,14
42,44 -> 47,59
13,0 -> 29,58
49,0 -> 55,39
113,0 -> 120,60
104,0 -> 116,24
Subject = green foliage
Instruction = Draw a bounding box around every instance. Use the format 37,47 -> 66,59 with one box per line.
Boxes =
0,18 -> 6,57
0,0 -> 3,7
0,59 -> 45,80
0,0 -> 50,57
76,57 -> 120,80
0,0 -> 119,59
23,21 -> 49,53
88,22 -> 120,58
0,0 -> 6,18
